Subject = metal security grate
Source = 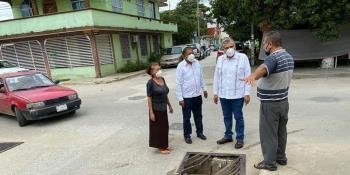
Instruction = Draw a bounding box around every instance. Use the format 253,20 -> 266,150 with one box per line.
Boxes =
176,152 -> 246,175
96,34 -> 114,65
45,35 -> 94,68
0,142 -> 24,154
1,41 -> 46,74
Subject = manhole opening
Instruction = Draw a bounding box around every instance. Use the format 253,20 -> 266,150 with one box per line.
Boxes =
0,142 -> 24,154
309,96 -> 340,102
128,96 -> 146,100
176,152 -> 246,175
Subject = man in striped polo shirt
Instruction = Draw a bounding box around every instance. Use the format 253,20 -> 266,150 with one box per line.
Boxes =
241,30 -> 294,171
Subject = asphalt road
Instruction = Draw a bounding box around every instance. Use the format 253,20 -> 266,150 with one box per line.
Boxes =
0,53 -> 349,175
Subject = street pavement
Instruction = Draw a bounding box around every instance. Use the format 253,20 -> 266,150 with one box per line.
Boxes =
0,53 -> 350,175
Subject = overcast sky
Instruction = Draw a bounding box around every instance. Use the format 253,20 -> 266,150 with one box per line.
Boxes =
160,0 -> 211,11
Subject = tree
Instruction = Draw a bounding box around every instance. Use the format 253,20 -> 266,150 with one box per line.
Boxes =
160,0 -> 212,44
211,0 -> 350,42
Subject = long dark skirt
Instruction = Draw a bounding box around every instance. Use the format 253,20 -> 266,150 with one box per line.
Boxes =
149,110 -> 169,149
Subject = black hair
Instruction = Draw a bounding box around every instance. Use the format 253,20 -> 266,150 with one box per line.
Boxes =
182,47 -> 193,55
146,62 -> 159,76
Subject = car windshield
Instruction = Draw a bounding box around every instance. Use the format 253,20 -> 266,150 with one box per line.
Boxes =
164,47 -> 183,55
0,61 -> 15,68
5,73 -> 54,92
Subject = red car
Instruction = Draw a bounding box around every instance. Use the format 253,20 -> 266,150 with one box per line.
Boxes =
0,71 -> 81,126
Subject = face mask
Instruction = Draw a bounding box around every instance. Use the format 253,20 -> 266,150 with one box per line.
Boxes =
187,54 -> 196,62
226,48 -> 235,58
155,70 -> 163,78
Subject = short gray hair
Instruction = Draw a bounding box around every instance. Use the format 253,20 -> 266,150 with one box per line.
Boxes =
222,38 -> 235,46
264,30 -> 282,47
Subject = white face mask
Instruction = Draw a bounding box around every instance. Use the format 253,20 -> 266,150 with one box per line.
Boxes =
155,70 -> 163,78
226,48 -> 236,58
187,54 -> 196,62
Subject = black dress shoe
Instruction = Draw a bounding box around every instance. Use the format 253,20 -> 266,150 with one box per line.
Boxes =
216,138 -> 233,145
276,159 -> 288,166
254,162 -> 277,171
197,134 -> 207,140
184,137 -> 192,144
234,140 -> 244,149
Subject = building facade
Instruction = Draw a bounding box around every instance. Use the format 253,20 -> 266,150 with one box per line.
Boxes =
0,0 -> 177,79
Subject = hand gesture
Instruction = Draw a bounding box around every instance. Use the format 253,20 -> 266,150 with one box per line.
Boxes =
203,91 -> 208,98
213,95 -> 219,104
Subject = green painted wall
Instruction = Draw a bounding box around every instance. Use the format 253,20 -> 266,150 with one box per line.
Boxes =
0,9 -> 177,37
161,32 -> 173,48
51,66 -> 96,80
101,64 -> 116,77
56,0 -> 73,12
111,33 -> 150,72
9,0 -> 162,19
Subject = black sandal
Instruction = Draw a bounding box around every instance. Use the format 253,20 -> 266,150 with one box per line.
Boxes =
254,162 -> 277,171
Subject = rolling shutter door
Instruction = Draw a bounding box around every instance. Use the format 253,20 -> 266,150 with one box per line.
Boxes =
96,34 -> 114,65
0,40 -> 47,74
45,35 -> 94,68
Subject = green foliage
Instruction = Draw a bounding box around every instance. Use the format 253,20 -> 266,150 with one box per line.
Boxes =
148,52 -> 161,63
118,60 -> 149,73
160,0 -> 213,44
210,0 -> 350,41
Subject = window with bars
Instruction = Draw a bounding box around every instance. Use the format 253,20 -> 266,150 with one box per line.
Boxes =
112,0 -> 123,12
20,0 -> 33,17
71,0 -> 86,10
120,33 -> 131,59
139,34 -> 148,57
149,1 -> 156,19
136,0 -> 144,17
152,35 -> 159,53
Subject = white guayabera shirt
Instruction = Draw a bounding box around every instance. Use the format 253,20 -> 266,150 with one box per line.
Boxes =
176,59 -> 207,101
213,52 -> 252,99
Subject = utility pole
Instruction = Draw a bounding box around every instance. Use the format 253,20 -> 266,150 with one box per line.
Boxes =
250,22 -> 255,66
197,0 -> 200,44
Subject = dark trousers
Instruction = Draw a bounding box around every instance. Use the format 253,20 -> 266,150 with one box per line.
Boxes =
220,98 -> 245,141
260,99 -> 289,166
182,96 -> 203,138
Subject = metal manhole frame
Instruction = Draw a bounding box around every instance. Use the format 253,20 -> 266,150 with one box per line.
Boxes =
0,142 -> 24,154
176,152 -> 246,175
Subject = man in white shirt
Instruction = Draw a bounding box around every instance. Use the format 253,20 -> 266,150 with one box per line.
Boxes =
213,39 -> 251,149
176,47 -> 208,144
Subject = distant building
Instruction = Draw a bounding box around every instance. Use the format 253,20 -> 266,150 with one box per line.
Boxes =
0,0 -> 177,79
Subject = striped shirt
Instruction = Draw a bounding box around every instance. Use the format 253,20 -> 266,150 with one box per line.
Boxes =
257,49 -> 294,101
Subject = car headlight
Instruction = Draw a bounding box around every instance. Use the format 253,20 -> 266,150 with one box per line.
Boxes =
68,94 -> 78,100
26,102 -> 45,109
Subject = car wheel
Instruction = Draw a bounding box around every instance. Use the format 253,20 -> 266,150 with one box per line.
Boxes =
14,107 -> 29,127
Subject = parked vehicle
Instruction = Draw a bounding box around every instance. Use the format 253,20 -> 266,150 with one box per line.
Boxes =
0,60 -> 28,74
202,45 -> 211,57
0,71 -> 81,126
160,45 -> 186,67
210,44 -> 220,51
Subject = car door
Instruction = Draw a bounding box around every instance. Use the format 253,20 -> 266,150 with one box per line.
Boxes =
0,78 -> 12,115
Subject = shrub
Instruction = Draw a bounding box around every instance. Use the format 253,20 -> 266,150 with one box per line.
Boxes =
118,60 -> 149,73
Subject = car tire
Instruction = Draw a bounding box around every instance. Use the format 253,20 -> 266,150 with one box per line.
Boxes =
14,107 -> 29,127
69,110 -> 76,115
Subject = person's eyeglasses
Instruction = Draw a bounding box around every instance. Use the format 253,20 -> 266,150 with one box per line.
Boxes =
224,46 -> 234,50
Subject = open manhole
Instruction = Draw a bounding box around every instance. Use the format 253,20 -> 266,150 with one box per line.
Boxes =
309,96 -> 341,102
0,142 -> 23,154
176,152 -> 246,175
128,95 -> 146,101
170,123 -> 194,130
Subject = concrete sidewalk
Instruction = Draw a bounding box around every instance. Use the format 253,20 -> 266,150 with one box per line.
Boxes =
60,70 -> 146,85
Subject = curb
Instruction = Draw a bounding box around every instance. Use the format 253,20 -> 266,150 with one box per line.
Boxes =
293,72 -> 350,79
